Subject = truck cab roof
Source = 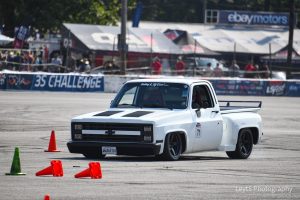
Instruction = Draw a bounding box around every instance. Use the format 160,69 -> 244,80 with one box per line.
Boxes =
126,78 -> 211,86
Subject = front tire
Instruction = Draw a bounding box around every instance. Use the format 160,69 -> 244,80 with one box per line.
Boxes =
226,128 -> 253,159
161,133 -> 182,161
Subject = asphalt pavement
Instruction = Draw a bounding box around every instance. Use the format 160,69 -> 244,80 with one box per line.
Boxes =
0,91 -> 299,200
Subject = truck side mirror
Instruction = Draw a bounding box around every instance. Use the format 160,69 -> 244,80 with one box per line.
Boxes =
195,107 -> 201,118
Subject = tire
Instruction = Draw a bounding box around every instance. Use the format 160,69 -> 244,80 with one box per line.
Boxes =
226,129 -> 253,159
83,153 -> 105,159
161,133 -> 183,161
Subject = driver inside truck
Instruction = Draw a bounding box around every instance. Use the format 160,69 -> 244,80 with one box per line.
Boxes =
192,87 -> 202,109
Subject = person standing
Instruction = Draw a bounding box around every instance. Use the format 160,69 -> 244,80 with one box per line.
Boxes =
213,63 -> 223,77
151,57 -> 162,75
244,62 -> 256,78
175,56 -> 186,75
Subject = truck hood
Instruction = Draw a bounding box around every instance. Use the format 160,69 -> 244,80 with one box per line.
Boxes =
72,108 -> 191,125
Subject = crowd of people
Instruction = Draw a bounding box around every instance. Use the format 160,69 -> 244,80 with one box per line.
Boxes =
0,48 -> 271,79
151,56 -> 271,79
0,46 -> 51,71
0,48 -> 91,73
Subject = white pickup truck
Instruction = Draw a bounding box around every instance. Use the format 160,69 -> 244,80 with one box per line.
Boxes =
67,79 -> 263,161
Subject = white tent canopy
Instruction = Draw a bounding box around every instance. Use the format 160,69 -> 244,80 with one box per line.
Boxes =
135,21 -> 300,55
0,34 -> 13,45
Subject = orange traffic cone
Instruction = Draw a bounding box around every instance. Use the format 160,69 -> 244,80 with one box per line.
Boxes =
44,194 -> 50,200
36,160 -> 63,177
45,130 -> 60,152
74,162 -> 102,179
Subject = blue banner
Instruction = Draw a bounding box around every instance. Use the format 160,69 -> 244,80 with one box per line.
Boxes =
219,10 -> 290,26
286,81 -> 300,97
1,72 -> 300,96
132,2 -> 143,27
32,74 -> 104,92
210,79 -> 266,96
265,80 -> 286,96
1,73 -> 104,92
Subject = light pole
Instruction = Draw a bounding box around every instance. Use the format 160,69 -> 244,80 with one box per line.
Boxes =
287,0 -> 295,78
120,0 -> 127,75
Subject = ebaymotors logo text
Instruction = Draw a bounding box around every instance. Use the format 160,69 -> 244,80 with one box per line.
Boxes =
219,11 -> 290,26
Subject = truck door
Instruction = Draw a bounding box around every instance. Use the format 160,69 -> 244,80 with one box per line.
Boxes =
191,84 -> 223,151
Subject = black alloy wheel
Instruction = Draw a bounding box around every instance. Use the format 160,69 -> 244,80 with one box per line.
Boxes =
226,129 -> 253,159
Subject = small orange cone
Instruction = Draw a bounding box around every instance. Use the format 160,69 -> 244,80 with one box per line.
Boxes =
74,162 -> 102,179
45,130 -> 60,152
36,160 -> 63,177
44,194 -> 50,200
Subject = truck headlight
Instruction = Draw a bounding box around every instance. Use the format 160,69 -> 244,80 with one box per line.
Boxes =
144,126 -> 152,132
74,133 -> 82,140
143,125 -> 153,142
74,124 -> 82,130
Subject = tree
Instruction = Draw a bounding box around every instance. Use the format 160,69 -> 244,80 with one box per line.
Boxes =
135,0 -> 300,26
0,0 -> 135,37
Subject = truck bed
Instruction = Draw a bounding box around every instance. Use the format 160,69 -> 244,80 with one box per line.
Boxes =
219,100 -> 262,114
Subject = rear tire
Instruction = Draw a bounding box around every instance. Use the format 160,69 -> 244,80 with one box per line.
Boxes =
83,153 -> 105,159
161,133 -> 182,161
226,128 -> 253,159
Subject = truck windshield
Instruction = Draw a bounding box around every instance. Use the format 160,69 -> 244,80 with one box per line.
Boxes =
111,82 -> 189,109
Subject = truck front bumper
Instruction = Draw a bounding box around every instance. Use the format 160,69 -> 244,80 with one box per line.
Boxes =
67,141 -> 162,156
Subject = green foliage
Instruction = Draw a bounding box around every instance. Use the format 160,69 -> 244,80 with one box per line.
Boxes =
0,0 -> 135,36
138,0 -> 300,25
0,0 -> 299,37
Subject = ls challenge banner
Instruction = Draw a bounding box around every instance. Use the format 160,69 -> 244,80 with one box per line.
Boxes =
0,72 -> 104,92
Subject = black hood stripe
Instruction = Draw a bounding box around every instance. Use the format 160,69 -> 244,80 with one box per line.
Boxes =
122,111 -> 153,117
94,111 -> 123,116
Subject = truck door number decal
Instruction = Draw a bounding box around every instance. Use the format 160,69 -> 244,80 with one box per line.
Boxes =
196,123 -> 201,137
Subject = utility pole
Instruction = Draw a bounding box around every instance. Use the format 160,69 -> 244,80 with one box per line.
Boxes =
202,0 -> 207,23
287,0 -> 295,78
120,0 -> 127,75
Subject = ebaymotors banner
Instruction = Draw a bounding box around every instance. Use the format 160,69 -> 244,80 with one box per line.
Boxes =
1,72 -> 104,92
219,10 -> 290,26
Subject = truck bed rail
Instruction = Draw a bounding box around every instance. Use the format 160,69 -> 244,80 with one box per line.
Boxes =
218,100 -> 262,111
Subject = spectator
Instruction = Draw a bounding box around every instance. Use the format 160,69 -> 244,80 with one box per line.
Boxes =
205,62 -> 213,77
78,58 -> 92,73
151,57 -> 162,75
213,63 -> 223,77
13,52 -> 23,71
43,45 -> 49,63
261,63 -> 271,79
230,60 -> 240,77
244,62 -> 256,78
51,54 -> 62,72
175,56 -> 186,75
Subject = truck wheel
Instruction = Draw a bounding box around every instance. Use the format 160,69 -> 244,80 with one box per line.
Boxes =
161,133 -> 182,161
226,128 -> 253,159
83,153 -> 105,159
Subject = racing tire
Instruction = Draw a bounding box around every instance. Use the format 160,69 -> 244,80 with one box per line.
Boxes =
226,128 -> 253,159
161,133 -> 182,161
83,153 -> 105,159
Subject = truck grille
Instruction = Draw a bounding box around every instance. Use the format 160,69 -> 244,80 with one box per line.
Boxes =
71,122 -> 153,143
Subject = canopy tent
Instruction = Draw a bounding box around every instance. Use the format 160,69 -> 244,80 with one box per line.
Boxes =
0,34 -> 14,45
192,27 -> 300,55
137,21 -> 300,55
62,23 -> 182,55
260,45 -> 300,65
164,29 -> 219,56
